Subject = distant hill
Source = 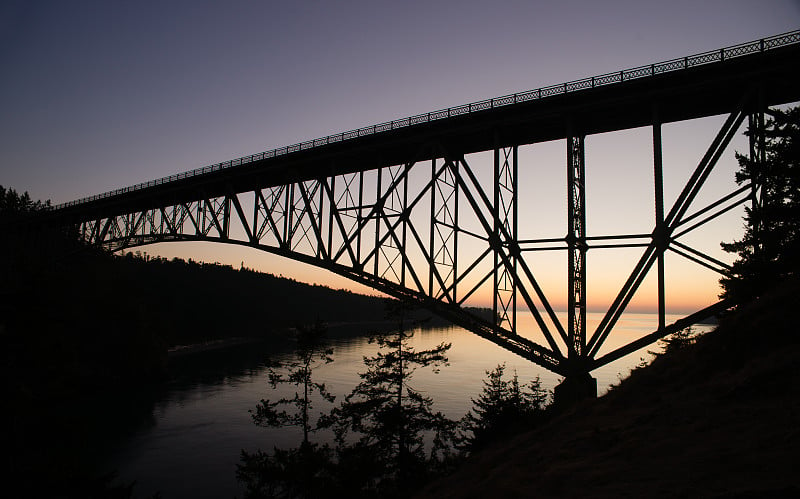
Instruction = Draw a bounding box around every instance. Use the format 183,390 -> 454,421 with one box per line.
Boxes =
418,279 -> 800,498
2,250 -> 404,397
102,253 -> 395,345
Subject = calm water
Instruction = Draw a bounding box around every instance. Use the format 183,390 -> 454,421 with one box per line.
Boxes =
96,313 -> 709,498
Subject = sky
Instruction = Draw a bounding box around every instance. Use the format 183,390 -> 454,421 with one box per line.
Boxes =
1,0 -> 799,317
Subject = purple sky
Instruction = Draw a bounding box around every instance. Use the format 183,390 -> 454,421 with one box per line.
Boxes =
1,1 -> 798,307
2,1 -> 797,203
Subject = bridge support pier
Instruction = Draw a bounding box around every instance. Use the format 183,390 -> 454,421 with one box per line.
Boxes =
554,373 -> 597,407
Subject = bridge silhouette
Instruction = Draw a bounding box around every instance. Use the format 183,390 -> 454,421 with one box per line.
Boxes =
35,30 -> 800,401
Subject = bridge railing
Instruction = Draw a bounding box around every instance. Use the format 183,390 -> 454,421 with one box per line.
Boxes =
53,30 -> 800,211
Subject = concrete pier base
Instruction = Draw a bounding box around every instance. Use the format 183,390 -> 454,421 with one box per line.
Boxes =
554,373 -> 597,407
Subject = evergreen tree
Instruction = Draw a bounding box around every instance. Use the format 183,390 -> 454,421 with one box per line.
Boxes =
458,363 -> 550,452
0,185 -> 51,221
238,321 -> 336,499
237,445 -> 334,499
324,299 -> 456,496
649,326 -> 697,357
720,106 -> 800,303
1,186 -> 68,284
250,321 -> 335,445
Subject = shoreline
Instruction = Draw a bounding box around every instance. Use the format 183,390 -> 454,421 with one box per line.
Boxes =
167,337 -> 265,358
165,318 -> 462,359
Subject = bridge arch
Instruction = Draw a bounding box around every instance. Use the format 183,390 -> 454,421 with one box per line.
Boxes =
35,31 -> 800,395
80,107 -> 753,381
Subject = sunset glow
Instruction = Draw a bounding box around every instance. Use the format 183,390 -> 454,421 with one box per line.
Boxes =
2,2 -> 797,316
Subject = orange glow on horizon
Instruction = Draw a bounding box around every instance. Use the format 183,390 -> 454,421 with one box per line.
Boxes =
130,239 -> 725,317
128,114 -> 746,320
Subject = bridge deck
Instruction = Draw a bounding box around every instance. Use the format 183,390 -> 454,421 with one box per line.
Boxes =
50,32 -> 800,221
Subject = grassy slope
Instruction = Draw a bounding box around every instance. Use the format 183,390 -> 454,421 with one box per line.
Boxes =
419,280 -> 800,499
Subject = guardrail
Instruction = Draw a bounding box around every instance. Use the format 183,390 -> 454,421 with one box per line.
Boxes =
53,29 -> 800,210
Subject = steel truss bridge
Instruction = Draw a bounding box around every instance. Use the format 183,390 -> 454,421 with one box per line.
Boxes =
36,31 -> 800,398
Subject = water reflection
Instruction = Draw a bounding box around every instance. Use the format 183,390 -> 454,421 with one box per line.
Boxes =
100,314 -> 711,498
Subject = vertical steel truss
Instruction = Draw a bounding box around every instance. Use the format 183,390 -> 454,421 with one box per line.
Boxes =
494,146 -> 517,333
76,102 -> 762,378
428,159 -> 458,301
748,108 -> 767,252
567,135 -> 586,367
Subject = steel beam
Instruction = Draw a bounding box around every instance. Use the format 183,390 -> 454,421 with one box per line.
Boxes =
653,113 -> 666,331
567,134 -> 587,364
494,145 -> 517,333
587,106 -> 746,359
453,152 -> 565,357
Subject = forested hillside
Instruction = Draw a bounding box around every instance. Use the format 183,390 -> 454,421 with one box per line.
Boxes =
2,247 -> 390,392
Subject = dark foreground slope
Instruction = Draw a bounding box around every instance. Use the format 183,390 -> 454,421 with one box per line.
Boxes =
419,280 -> 800,499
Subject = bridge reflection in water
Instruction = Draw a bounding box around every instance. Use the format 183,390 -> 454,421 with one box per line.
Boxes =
40,31 -> 800,402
